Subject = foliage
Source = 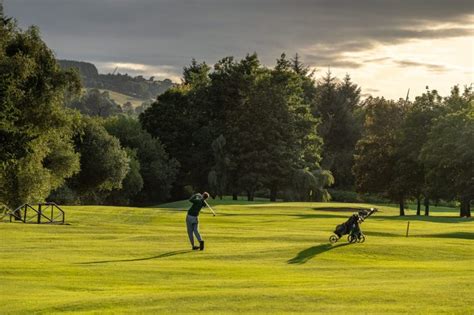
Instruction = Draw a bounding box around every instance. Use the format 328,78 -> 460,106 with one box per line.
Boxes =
142,53 -> 326,201
106,149 -> 144,205
313,72 -> 362,188
208,135 -> 230,199
353,97 -> 408,214
67,88 -> 122,117
66,117 -> 130,203
0,21 -> 81,208
420,87 -> 473,217
104,115 -> 179,204
287,169 -> 334,201
397,88 -> 445,214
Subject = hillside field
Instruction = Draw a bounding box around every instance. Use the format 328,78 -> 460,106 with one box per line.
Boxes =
81,88 -> 149,107
1,200 -> 472,314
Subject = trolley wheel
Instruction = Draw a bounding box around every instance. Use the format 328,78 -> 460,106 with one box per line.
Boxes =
329,235 -> 338,244
358,235 -> 366,243
348,234 -> 357,243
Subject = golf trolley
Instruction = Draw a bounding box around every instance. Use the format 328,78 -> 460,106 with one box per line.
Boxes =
329,208 -> 378,244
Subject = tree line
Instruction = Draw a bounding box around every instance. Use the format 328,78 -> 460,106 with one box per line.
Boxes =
1,20 -> 472,216
353,89 -> 473,217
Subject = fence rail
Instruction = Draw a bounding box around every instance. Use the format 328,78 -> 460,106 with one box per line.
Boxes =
9,203 -> 65,224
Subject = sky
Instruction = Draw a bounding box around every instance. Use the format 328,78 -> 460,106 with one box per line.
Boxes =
5,0 -> 474,99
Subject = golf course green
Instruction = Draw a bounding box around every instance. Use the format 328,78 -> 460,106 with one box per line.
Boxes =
1,199 -> 472,314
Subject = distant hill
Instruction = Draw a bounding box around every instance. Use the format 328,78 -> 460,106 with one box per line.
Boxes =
58,59 -> 175,100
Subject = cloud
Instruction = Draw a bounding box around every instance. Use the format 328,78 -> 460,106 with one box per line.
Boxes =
96,62 -> 181,81
393,60 -> 450,73
5,0 -> 473,80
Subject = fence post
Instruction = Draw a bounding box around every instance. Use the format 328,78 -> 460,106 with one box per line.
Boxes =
406,221 -> 410,237
37,204 -> 42,224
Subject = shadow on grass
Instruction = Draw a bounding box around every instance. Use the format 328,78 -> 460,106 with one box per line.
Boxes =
75,250 -> 191,265
312,206 -> 370,212
291,213 -> 350,219
371,215 -> 471,223
364,231 -> 401,237
416,232 -> 474,240
288,243 -> 351,265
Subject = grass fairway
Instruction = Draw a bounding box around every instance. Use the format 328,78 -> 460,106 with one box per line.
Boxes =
1,200 -> 472,314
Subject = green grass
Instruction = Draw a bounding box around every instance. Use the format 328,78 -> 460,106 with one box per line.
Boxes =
1,199 -> 472,314
82,88 -> 149,107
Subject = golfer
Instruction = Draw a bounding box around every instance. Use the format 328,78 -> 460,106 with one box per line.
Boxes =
186,192 -> 209,250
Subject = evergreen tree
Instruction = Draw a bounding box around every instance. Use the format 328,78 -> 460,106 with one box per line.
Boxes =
313,71 -> 362,189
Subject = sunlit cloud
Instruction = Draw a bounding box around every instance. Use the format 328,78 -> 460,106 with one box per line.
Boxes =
7,1 -> 474,98
96,62 -> 181,81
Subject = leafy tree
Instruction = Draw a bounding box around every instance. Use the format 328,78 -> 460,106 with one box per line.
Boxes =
135,101 -> 152,115
68,88 -> 122,117
104,115 -> 179,203
398,89 -> 444,215
420,87 -> 473,217
142,54 -> 324,202
353,97 -> 408,215
208,135 -> 229,199
67,117 -> 130,203
288,169 -> 334,202
0,21 -> 81,208
140,85 -> 204,198
183,59 -> 211,87
106,149 -> 143,205
122,101 -> 134,115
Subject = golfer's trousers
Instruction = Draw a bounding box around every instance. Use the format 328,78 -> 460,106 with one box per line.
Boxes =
186,214 -> 202,246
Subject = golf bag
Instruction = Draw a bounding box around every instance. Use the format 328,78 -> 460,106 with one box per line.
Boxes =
329,208 -> 377,244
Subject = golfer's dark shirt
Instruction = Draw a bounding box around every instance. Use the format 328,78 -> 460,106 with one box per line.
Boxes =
187,194 -> 206,216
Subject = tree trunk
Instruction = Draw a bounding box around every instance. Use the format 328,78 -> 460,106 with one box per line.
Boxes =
270,186 -> 277,202
232,193 -> 238,200
399,199 -> 405,216
424,198 -> 430,216
247,191 -> 254,201
460,198 -> 471,218
416,197 -> 421,216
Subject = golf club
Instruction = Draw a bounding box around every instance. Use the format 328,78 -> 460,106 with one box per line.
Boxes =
204,200 -> 216,216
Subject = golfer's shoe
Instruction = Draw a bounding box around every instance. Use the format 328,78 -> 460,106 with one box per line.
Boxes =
192,246 -> 200,250
199,240 -> 205,251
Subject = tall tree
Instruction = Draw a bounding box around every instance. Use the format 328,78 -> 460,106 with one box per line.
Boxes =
104,115 -> 179,204
208,135 -> 229,199
353,98 -> 408,215
66,117 -> 130,203
313,72 -> 362,188
398,88 -> 444,215
0,22 -> 81,208
420,86 -> 473,217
